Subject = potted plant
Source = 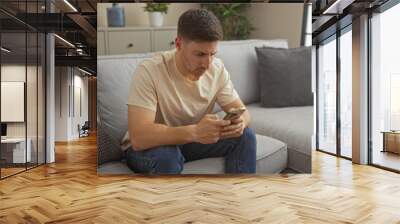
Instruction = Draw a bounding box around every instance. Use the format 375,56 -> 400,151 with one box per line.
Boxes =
143,3 -> 170,27
201,3 -> 255,40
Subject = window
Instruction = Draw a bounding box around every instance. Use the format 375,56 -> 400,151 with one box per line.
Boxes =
317,36 -> 337,155
316,25 -> 353,159
370,2 -> 400,171
390,74 -> 400,130
0,1 -> 47,179
339,27 -> 352,158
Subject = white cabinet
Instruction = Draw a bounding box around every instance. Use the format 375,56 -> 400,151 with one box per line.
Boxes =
98,27 -> 177,55
97,31 -> 106,55
153,30 -> 177,52
108,30 -> 151,54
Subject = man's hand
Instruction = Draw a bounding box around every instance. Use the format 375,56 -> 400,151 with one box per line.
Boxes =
220,114 -> 245,139
193,114 -> 231,144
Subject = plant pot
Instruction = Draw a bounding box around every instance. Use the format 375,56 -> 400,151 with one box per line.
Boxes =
148,12 -> 164,27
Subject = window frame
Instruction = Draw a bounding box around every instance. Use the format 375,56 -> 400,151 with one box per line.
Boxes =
315,23 -> 353,161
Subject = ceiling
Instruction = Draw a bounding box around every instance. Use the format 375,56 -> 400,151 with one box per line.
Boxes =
0,0 -> 98,74
312,0 -> 391,44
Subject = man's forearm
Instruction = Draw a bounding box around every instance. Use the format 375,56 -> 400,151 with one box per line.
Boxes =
130,123 -> 196,151
243,111 -> 251,128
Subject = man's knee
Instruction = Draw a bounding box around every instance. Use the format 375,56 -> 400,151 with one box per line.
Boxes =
242,128 -> 256,144
154,147 -> 184,174
239,128 -> 257,158
140,146 -> 184,174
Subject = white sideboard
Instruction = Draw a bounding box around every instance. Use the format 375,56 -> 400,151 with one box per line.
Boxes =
98,26 -> 177,55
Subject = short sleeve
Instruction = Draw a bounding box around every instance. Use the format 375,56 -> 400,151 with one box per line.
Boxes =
127,64 -> 157,112
216,65 -> 239,107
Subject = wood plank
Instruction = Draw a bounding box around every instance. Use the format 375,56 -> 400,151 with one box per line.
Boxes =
0,133 -> 400,223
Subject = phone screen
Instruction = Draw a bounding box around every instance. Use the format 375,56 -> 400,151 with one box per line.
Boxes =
223,108 -> 246,120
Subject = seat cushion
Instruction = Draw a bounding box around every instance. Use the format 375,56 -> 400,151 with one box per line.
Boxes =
97,160 -> 134,175
245,103 -> 313,156
97,134 -> 287,175
182,134 -> 287,174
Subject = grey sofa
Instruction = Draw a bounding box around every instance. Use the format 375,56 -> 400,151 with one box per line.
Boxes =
97,39 -> 313,174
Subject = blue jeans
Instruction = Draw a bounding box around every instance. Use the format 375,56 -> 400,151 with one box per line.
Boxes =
126,128 -> 257,174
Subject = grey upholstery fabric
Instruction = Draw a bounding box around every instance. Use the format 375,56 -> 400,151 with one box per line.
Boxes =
213,39 -> 288,113
97,117 -> 122,165
245,103 -> 313,156
97,160 -> 133,175
255,46 -> 313,107
97,53 -> 155,165
288,148 -> 311,173
215,39 -> 288,106
182,134 -> 287,174
218,103 -> 312,172
97,134 -> 287,174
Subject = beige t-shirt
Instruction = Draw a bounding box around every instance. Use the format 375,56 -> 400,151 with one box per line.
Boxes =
121,49 -> 239,150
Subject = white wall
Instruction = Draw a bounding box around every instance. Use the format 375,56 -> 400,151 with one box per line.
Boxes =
55,67 -> 89,141
72,73 -> 89,138
1,66 -> 26,140
1,65 -> 39,137
245,3 -> 303,48
55,66 -> 69,141
1,64 -> 46,164
97,3 -> 303,48
97,3 -> 200,27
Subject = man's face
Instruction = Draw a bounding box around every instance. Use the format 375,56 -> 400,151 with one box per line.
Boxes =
176,37 -> 218,78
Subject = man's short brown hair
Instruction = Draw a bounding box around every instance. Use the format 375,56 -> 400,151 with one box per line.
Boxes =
177,9 -> 223,42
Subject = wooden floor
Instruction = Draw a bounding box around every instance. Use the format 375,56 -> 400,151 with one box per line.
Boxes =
1,134 -> 400,223
1,167 -> 26,178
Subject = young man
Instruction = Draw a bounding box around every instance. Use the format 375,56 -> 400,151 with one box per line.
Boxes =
125,9 -> 256,174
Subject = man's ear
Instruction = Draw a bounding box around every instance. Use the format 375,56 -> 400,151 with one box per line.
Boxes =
175,37 -> 181,50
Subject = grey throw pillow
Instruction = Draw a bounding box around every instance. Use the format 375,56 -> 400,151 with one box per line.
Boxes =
255,46 -> 313,107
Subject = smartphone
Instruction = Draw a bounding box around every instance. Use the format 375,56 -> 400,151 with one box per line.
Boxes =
223,106 -> 246,120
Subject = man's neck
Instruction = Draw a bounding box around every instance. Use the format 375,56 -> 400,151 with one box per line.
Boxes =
175,52 -> 199,81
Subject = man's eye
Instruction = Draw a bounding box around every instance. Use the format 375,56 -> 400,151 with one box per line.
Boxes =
195,53 -> 215,57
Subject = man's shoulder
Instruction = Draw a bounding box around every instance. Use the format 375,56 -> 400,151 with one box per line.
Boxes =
209,57 -> 226,76
139,50 -> 173,71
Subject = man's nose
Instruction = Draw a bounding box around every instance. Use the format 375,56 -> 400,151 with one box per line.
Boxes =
202,55 -> 212,68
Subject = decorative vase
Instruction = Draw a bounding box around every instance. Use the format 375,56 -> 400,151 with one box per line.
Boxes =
148,12 -> 164,27
107,3 -> 125,27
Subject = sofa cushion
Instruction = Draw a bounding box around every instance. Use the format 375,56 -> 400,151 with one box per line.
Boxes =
97,53 -> 155,165
213,39 -> 288,112
255,46 -> 313,107
97,160 -> 133,175
97,134 -> 287,174
182,134 -> 287,174
245,103 -> 313,156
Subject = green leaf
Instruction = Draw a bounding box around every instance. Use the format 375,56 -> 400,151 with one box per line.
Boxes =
201,3 -> 254,40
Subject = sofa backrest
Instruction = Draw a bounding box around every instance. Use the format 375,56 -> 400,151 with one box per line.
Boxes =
97,53 -> 155,165
215,39 -> 288,106
97,39 -> 288,165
